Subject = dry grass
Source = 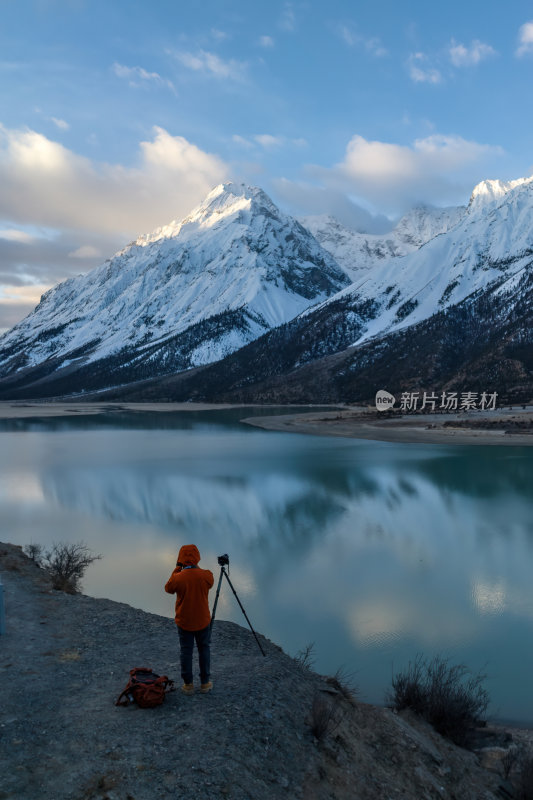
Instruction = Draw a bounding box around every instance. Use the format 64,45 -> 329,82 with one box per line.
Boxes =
516,751 -> 533,799
309,694 -> 342,741
325,666 -> 359,704
294,641 -> 315,670
387,654 -> 489,746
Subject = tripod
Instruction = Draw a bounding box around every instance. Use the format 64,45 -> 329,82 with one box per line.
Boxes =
210,564 -> 266,657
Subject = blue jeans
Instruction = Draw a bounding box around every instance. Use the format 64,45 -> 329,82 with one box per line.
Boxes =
178,625 -> 211,685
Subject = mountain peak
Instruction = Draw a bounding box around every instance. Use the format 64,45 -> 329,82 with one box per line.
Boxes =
134,182 -> 278,247
204,181 -> 268,202
467,177 -> 531,213
186,181 -> 278,223
393,204 -> 464,245
302,204 -> 464,281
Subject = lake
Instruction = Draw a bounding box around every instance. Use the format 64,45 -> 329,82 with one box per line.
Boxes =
1,407 -> 532,724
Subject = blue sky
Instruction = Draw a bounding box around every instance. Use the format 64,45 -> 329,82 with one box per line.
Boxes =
1,0 -> 533,329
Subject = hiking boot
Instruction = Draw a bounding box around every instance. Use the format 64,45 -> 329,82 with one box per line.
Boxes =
181,683 -> 194,695
200,681 -> 213,693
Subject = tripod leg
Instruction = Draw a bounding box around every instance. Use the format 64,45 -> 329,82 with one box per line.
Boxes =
210,567 -> 225,638
223,570 -> 266,657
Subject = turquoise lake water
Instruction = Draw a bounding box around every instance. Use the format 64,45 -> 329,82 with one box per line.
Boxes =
1,407 -> 532,723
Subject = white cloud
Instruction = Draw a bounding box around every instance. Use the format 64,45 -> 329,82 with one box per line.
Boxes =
516,21 -> 533,57
113,62 -> 175,92
233,134 -> 308,151
254,134 -> 284,149
232,134 -> 254,149
0,227 -> 128,330
449,39 -> 496,67
259,35 -> 274,48
365,38 -> 388,58
0,228 -> 35,243
341,133 -> 501,178
408,53 -> 442,84
273,177 -> 393,233
279,3 -> 296,32
0,126 -> 229,329
337,25 -> 387,57
310,133 -> 504,214
211,28 -> 228,41
0,283 -> 48,305
50,117 -> 70,131
338,25 -> 355,46
0,283 -> 50,330
173,49 -> 246,81
68,245 -> 102,259
0,124 -> 229,236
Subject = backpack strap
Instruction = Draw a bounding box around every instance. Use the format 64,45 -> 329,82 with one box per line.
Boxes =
115,681 -> 135,706
151,674 -> 175,692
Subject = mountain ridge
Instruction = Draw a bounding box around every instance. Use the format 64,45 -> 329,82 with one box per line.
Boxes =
302,204 -> 464,281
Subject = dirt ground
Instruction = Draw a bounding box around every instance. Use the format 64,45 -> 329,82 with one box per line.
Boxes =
2,543 -> 531,800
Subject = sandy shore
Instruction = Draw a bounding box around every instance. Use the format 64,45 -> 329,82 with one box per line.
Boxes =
0,400 -> 532,445
242,407 -> 533,446
0,400 -> 246,418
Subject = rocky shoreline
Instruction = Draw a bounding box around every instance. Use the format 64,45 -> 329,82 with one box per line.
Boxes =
1,543 -> 530,800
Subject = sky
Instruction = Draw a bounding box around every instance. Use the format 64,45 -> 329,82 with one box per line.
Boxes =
1,0 -> 533,330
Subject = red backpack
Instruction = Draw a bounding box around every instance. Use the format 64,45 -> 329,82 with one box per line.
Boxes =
115,667 -> 174,708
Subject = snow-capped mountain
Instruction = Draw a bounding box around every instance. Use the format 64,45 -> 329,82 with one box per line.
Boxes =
301,205 -> 463,280
113,175 -> 532,404
0,183 -> 348,395
0,174 -> 531,402
306,175 -> 533,349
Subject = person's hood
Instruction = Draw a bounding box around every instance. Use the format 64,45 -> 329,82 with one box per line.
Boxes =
178,544 -> 201,566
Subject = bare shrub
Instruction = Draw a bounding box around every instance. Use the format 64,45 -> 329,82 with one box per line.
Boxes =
502,745 -> 522,781
309,694 -> 342,741
23,543 -> 44,564
295,642 -> 315,669
516,750 -> 533,800
389,654 -> 426,713
387,654 -> 489,746
43,542 -> 102,593
325,666 -> 359,703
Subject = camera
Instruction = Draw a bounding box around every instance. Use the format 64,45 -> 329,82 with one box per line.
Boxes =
217,553 -> 229,567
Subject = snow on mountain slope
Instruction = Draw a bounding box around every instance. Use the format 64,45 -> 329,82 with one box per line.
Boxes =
0,183 -> 349,379
467,177 -> 529,214
303,175 -> 533,347
301,205 -> 464,280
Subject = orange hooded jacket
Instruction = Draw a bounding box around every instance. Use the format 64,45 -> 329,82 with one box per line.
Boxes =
164,544 -> 214,631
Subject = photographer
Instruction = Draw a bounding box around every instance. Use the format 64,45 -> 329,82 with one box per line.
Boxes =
165,544 -> 214,694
